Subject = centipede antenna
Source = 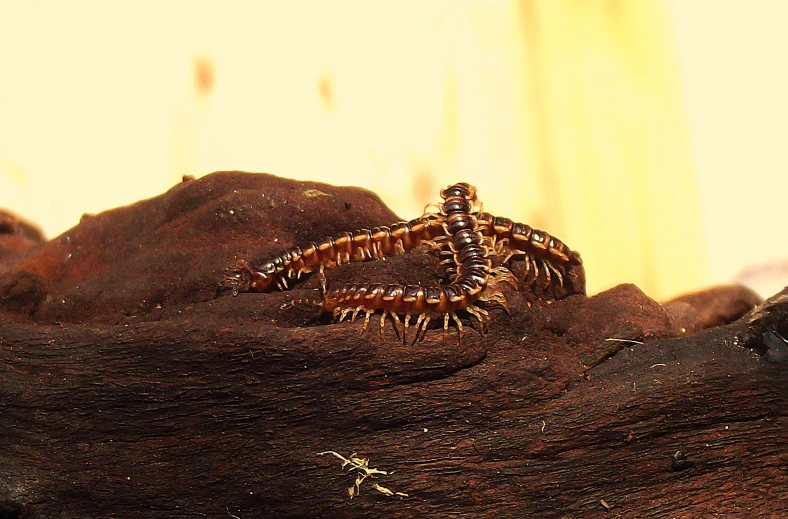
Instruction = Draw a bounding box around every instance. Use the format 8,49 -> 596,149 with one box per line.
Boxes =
422,202 -> 441,215
280,295 -> 323,310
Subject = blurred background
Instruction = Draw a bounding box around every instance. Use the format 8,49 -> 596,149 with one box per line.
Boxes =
1,0 -> 786,300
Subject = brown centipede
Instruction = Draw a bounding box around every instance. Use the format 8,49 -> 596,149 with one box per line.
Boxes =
227,214 -> 446,293
427,213 -> 583,301
474,212 -> 584,298
319,182 -> 511,343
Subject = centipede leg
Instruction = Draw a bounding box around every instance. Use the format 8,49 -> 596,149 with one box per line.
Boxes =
338,307 -> 353,323
537,258 -> 553,289
378,311 -> 387,337
489,266 -> 515,286
421,239 -> 437,250
522,254 -> 531,278
530,256 -> 540,282
442,311 -> 464,343
429,234 -> 449,250
451,312 -> 463,343
362,309 -> 374,332
390,312 -> 403,339
403,312 -> 412,344
379,310 -> 401,339
465,305 -> 489,333
318,267 -> 327,296
479,290 -> 510,313
411,314 -> 431,345
546,261 -> 564,288
542,258 -> 552,285
351,306 -> 363,322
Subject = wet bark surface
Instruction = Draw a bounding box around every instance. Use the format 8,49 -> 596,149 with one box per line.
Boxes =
0,172 -> 785,518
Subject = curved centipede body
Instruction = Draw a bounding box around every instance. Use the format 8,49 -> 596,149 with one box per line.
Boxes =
320,182 -> 512,343
321,277 -> 508,344
473,212 -> 584,298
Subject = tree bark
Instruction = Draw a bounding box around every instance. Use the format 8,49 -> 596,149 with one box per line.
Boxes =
0,172 -> 785,518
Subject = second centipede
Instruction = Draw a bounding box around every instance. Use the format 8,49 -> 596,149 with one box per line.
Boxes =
320,182 -> 511,343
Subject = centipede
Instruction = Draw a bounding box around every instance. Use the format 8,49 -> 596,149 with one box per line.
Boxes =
476,212 -> 583,297
406,211 -> 583,300
319,182 -> 511,343
228,181 -> 585,342
228,213 -> 447,292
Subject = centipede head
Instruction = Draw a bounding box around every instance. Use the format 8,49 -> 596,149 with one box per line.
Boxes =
222,260 -> 252,294
440,182 -> 477,202
222,259 -> 280,294
440,182 -> 483,213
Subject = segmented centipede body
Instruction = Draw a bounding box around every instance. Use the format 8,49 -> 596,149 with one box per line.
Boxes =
235,214 -> 446,292
475,213 -> 578,264
474,212 -> 583,295
321,182 -> 510,343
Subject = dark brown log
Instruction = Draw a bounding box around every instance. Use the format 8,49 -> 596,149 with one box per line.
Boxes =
0,172 -> 785,519
0,210 -> 44,265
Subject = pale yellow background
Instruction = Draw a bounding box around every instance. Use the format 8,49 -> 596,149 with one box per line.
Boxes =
1,1 -> 786,300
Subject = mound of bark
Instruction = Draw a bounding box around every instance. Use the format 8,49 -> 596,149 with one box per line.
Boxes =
0,172 -> 784,519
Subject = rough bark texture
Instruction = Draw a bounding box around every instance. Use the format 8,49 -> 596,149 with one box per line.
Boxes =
0,172 -> 785,519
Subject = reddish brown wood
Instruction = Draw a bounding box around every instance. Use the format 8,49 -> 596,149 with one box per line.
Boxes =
0,172 -> 785,519
0,210 -> 44,265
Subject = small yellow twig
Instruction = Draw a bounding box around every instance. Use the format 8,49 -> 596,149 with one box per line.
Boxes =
318,450 -> 408,499
604,338 -> 644,345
